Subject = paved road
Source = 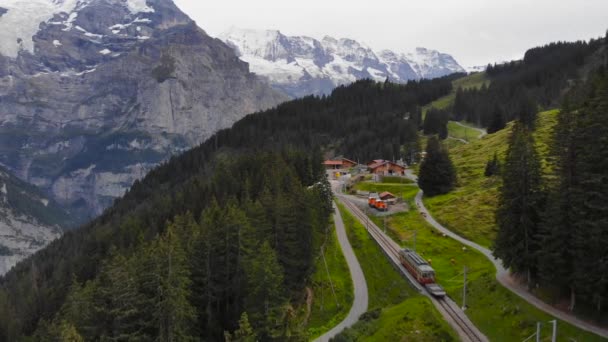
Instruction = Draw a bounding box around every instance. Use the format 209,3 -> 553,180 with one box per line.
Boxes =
315,202 -> 369,342
414,189 -> 608,338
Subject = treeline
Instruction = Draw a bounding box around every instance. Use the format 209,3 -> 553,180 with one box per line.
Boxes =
494,66 -> 608,314
1,152 -> 333,340
0,77 -> 456,340
453,37 -> 605,129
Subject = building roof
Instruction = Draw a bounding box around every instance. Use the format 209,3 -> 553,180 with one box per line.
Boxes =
379,192 -> 396,199
368,160 -> 406,170
340,158 -> 357,165
323,160 -> 343,166
368,161 -> 388,169
367,159 -> 385,166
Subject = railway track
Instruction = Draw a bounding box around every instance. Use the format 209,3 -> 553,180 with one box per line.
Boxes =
436,297 -> 485,342
337,195 -> 488,342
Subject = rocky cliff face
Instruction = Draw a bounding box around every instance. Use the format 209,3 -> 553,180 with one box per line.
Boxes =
219,28 -> 466,98
0,166 -> 68,276
0,0 -> 287,221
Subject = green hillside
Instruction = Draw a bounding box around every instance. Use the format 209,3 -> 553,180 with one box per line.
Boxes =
353,181 -> 605,341
423,110 -> 559,247
334,204 -> 458,341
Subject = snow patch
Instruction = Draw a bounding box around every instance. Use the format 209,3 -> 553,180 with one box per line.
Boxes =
125,0 -> 154,14
133,17 -> 151,23
1,183 -> 7,195
0,0 -> 154,58
52,39 -> 62,47
99,48 -> 111,55
0,0 -> 83,57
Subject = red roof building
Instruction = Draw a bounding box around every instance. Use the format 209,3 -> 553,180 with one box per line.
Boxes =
368,160 -> 407,175
323,157 -> 357,169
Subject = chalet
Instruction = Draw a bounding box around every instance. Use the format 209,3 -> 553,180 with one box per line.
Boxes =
367,160 -> 407,176
323,157 -> 357,170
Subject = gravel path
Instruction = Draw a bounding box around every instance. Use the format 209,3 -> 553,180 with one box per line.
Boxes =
451,121 -> 487,139
314,202 -> 368,342
414,189 -> 608,338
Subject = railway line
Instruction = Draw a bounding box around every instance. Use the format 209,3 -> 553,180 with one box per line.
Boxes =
337,194 -> 488,342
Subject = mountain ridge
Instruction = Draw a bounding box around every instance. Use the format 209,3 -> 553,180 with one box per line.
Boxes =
219,27 -> 466,97
0,0 -> 287,222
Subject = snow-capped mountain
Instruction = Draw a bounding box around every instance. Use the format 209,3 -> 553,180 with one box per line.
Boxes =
0,166 -> 69,276
220,28 -> 466,98
0,0 -> 287,222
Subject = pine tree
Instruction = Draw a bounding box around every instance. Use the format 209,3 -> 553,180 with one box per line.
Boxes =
569,72 -> 608,313
494,123 -> 544,287
484,152 -> 501,177
518,94 -> 538,128
225,312 -> 257,342
487,104 -> 506,134
154,225 -> 197,341
418,137 -> 457,196
537,99 -> 578,309
244,241 -> 284,338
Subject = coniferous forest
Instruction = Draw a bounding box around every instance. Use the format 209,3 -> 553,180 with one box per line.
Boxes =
0,77 -> 456,340
1,28 -> 608,340
495,52 -> 608,314
452,38 -> 606,129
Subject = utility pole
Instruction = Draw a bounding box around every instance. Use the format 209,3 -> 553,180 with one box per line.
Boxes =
413,231 -> 417,252
550,320 -> 557,342
462,266 -> 468,310
536,322 -> 541,342
383,217 -> 387,234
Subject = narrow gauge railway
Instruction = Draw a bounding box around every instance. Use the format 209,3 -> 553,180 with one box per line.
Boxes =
338,195 -> 487,342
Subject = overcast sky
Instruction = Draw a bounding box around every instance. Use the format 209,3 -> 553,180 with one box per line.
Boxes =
173,0 -> 608,67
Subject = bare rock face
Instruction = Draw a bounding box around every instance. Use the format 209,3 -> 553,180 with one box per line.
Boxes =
0,0 -> 288,222
0,167 -> 67,276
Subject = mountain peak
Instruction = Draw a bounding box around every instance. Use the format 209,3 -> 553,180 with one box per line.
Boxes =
219,27 -> 466,98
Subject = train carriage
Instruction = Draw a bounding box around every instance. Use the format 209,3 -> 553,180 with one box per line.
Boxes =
399,248 -> 446,297
399,248 -> 435,284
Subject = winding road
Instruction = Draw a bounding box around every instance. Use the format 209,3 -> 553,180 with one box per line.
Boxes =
412,185 -> 608,338
314,202 -> 368,342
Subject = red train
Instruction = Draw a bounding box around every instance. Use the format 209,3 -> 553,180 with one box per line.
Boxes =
398,248 -> 446,297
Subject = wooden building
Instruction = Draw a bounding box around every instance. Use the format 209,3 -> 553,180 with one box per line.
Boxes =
323,157 -> 357,170
367,160 -> 407,176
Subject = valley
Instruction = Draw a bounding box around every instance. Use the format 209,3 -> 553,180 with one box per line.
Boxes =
1,1 -> 608,341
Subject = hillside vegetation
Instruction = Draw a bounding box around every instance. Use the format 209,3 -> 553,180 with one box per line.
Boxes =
424,110 -> 558,248
354,181 -> 606,341
333,204 -> 458,341
0,78 -> 457,340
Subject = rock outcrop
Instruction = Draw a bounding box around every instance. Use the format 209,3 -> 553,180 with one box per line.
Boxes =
0,0 -> 288,221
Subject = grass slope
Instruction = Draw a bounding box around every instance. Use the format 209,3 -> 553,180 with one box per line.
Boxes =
334,203 -> 458,341
353,182 -> 606,342
306,221 -> 353,338
423,72 -> 490,115
424,110 -> 559,247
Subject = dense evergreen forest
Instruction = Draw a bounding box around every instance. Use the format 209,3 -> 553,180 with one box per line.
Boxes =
495,56 -> 608,316
452,36 -> 606,128
0,76 -> 457,340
